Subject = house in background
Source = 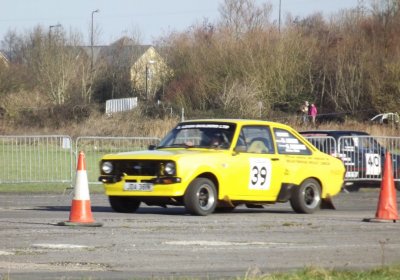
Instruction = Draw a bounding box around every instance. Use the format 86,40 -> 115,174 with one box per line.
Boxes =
82,37 -> 173,101
0,51 -> 9,68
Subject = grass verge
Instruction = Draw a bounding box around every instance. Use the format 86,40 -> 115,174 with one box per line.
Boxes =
246,265 -> 400,279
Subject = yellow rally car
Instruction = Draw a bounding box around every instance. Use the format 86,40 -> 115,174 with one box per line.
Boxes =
99,119 -> 345,216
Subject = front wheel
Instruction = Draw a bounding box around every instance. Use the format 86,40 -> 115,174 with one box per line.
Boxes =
109,196 -> 141,213
290,178 -> 321,214
184,178 -> 217,216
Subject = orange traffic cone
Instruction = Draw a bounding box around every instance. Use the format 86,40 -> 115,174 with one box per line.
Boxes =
58,151 -> 102,227
364,151 -> 398,223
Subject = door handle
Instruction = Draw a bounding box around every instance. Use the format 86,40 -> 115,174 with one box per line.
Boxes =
271,158 -> 279,161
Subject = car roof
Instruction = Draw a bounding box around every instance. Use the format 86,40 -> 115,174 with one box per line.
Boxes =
179,119 -> 294,130
299,130 -> 370,137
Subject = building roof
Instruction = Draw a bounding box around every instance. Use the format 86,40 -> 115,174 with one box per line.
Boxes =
80,37 -> 153,66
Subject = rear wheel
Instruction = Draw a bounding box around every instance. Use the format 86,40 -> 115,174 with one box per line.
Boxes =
109,196 -> 141,213
184,178 -> 217,216
290,179 -> 321,214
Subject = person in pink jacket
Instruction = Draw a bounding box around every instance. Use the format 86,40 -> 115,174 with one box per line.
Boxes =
310,103 -> 318,125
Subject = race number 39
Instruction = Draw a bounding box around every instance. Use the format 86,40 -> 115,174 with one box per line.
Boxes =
248,158 -> 272,190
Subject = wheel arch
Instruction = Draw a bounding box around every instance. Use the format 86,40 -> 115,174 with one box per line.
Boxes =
306,176 -> 322,186
195,172 -> 219,194
277,177 -> 323,202
302,176 -> 324,195
183,175 -> 219,216
290,177 -> 323,214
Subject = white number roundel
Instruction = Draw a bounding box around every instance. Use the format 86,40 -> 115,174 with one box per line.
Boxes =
248,158 -> 272,190
365,153 -> 381,176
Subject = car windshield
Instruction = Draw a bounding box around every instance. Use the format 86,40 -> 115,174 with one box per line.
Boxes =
157,122 -> 236,149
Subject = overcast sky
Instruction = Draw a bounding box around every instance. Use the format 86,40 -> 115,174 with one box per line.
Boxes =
0,0 -> 359,45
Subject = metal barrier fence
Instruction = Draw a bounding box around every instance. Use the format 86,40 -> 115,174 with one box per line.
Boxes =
338,136 -> 400,182
0,136 -> 160,185
0,135 -> 73,184
303,136 -> 337,156
2,134 -> 399,185
304,135 -> 400,182
105,97 -> 138,115
75,136 -> 160,184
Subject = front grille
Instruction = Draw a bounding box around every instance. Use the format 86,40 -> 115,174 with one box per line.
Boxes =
101,160 -> 164,176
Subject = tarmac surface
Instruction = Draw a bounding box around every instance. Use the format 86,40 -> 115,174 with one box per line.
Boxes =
1,189 -> 400,279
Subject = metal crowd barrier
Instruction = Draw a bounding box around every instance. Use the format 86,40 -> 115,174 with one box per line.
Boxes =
337,136 -> 400,182
304,135 -> 400,182
75,136 -> 160,184
2,134 -> 399,185
303,136 -> 337,156
0,136 -> 160,185
0,135 -> 73,184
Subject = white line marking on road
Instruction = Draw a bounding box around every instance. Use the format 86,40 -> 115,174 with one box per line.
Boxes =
0,250 -> 13,255
32,243 -> 93,249
164,241 -> 290,246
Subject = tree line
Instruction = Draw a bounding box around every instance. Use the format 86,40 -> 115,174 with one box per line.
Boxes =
0,0 -> 399,127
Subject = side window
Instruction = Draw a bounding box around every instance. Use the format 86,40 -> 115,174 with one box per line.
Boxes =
274,128 -> 311,155
340,137 -> 355,152
235,125 -> 274,154
357,136 -> 381,153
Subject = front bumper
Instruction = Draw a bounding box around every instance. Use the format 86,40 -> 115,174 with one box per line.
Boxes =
99,175 -> 182,184
99,175 -> 185,197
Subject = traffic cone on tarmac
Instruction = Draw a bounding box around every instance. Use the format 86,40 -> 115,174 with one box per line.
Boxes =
58,151 -> 102,227
363,151 -> 398,223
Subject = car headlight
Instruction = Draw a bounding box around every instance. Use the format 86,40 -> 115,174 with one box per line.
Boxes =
101,161 -> 113,174
164,162 -> 176,176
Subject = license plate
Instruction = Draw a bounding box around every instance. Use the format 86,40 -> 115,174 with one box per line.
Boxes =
123,183 -> 153,191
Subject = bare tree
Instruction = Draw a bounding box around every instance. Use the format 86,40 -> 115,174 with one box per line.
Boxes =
218,0 -> 272,37
1,30 -> 22,63
18,26 -> 86,105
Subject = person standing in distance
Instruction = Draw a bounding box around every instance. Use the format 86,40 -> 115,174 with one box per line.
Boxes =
301,101 -> 309,124
310,103 -> 318,126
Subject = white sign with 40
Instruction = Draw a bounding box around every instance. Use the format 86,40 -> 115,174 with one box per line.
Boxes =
365,153 -> 381,176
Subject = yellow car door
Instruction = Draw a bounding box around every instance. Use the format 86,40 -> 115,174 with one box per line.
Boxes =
224,125 -> 286,201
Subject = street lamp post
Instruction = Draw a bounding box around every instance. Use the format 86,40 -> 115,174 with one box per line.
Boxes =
145,60 -> 155,100
91,9 -> 99,71
278,0 -> 282,33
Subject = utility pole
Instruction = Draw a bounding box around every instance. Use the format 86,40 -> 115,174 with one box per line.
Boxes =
278,0 -> 282,33
91,9 -> 99,71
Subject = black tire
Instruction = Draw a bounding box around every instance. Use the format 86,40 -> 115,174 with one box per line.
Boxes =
108,196 -> 141,213
290,178 -> 321,214
184,178 -> 217,216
